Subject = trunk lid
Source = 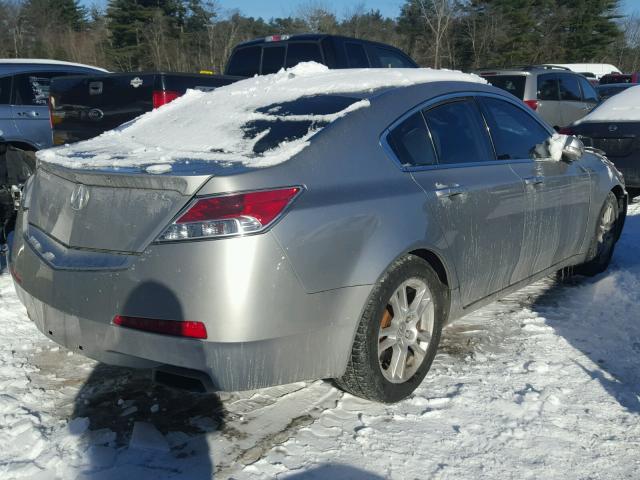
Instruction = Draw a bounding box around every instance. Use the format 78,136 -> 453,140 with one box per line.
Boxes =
27,162 -> 220,253
574,122 -> 640,158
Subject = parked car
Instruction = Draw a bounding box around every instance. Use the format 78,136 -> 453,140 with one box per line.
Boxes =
11,66 -> 626,403
51,34 -> 418,146
50,72 -> 242,146
596,82 -> 639,101
0,59 -> 106,151
561,85 -> 640,198
0,137 -> 34,242
224,33 -> 418,77
478,65 -> 600,129
551,63 -> 621,80
599,72 -> 640,85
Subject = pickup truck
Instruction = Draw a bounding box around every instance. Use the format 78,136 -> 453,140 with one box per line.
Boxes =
50,72 -> 241,145
50,34 -> 418,145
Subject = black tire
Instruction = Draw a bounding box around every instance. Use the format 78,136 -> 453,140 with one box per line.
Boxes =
334,255 -> 448,403
575,191 -> 620,277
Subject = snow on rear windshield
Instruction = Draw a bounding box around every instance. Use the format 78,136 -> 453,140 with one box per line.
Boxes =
577,84 -> 640,124
38,62 -> 487,170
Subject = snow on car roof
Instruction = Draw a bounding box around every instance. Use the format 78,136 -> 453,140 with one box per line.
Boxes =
38,62 -> 486,171
577,84 -> 640,124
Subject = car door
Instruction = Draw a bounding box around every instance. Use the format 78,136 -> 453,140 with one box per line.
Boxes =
387,96 -> 527,307
0,75 -> 20,142
558,74 -> 588,127
480,96 -> 592,274
11,71 -> 69,149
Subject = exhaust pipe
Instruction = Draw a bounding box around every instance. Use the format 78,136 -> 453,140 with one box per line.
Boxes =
152,365 -> 216,393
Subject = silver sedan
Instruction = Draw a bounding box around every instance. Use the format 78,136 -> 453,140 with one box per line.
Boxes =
11,78 -> 627,403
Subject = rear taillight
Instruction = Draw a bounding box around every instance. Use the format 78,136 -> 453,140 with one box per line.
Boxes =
524,99 -> 539,110
558,127 -> 574,135
157,187 -> 302,242
152,90 -> 181,109
113,315 -> 208,339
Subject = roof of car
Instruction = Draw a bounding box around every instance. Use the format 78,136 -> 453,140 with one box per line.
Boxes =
0,58 -> 107,72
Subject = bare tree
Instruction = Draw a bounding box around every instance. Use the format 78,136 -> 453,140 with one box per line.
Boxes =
417,0 -> 457,68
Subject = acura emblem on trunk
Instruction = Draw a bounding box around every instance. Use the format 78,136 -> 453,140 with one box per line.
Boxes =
70,184 -> 90,211
608,124 -> 618,132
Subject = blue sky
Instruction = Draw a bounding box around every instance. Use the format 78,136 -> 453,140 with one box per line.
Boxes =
82,0 -> 639,20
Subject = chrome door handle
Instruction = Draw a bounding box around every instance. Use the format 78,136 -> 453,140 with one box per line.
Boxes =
435,186 -> 466,198
524,176 -> 544,186
18,111 -> 39,117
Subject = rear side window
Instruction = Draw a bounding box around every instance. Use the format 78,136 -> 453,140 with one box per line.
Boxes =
578,77 -> 598,103
478,97 -> 550,160
559,75 -> 581,101
0,76 -> 11,104
345,43 -> 369,68
423,99 -> 494,164
387,112 -> 437,167
483,75 -> 526,99
13,72 -> 70,106
226,46 -> 261,77
285,43 -> 323,68
261,46 -> 286,74
537,75 -> 559,101
370,47 -> 414,68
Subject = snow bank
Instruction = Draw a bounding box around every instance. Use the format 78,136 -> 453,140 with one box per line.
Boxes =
38,62 -> 486,170
577,84 -> 640,123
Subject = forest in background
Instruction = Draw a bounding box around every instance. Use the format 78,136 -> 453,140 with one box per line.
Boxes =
0,0 -> 638,74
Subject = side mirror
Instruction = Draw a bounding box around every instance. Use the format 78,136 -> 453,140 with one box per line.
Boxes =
562,135 -> 584,162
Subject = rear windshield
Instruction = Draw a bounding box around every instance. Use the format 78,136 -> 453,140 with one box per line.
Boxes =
242,94 -> 361,154
482,75 -> 526,99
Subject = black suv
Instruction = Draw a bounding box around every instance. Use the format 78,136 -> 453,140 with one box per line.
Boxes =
225,34 -> 417,77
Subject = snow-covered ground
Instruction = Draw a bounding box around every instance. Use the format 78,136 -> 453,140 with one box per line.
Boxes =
1,202 -> 639,479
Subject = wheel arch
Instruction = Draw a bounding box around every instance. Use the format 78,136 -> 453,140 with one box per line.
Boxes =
611,184 -> 627,239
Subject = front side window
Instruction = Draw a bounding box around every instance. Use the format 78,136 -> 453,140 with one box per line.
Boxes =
226,46 -> 261,77
559,75 -> 581,101
537,75 -> 559,101
285,43 -> 323,68
387,112 -> 437,167
423,99 -> 494,165
261,46 -> 286,74
478,97 -> 550,160
370,47 -> 414,68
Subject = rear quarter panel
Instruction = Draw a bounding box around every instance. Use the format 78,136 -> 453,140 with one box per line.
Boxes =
195,83 -> 486,294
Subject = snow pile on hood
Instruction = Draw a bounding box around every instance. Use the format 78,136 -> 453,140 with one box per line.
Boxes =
577,84 -> 640,124
38,62 -> 487,170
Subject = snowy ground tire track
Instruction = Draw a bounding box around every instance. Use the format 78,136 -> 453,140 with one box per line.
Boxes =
0,201 -> 639,479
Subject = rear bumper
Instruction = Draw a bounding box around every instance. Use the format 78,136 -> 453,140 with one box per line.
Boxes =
11,220 -> 371,391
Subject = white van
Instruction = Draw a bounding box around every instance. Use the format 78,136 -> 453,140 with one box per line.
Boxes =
552,63 -> 621,80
